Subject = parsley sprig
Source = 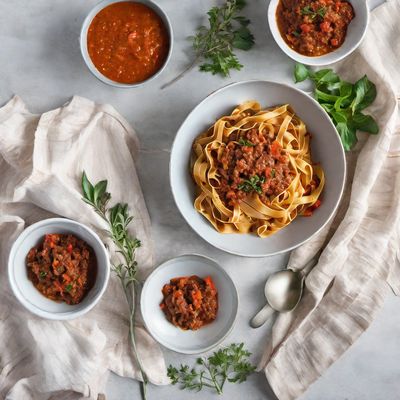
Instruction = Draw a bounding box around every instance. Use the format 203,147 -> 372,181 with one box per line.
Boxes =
161,0 -> 254,89
238,174 -> 265,194
167,343 -> 256,395
294,63 -> 379,150
81,172 -> 148,400
301,5 -> 326,19
238,137 -> 255,147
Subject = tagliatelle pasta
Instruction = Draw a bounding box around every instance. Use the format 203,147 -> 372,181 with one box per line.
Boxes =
192,101 -> 325,237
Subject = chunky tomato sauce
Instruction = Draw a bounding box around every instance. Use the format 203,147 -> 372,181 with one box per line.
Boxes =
216,127 -> 294,208
276,0 -> 355,56
160,276 -> 218,331
26,234 -> 96,305
87,1 -> 169,84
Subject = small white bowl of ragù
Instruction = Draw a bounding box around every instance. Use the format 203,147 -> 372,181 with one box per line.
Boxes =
80,0 -> 173,87
8,218 -> 110,320
268,0 -> 370,66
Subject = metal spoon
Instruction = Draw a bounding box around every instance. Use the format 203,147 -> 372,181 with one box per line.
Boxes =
250,256 -> 319,328
250,269 -> 304,328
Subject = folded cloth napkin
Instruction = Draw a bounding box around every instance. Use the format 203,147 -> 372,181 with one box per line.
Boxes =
0,96 -> 168,400
259,1 -> 400,399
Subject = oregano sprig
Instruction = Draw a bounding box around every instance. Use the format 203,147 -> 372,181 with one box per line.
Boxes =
161,0 -> 255,89
167,343 -> 256,395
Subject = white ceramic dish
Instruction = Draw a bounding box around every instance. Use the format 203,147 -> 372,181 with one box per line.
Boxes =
80,0 -> 173,88
8,218 -> 110,320
170,80 -> 346,257
141,254 -> 238,354
268,0 -> 369,66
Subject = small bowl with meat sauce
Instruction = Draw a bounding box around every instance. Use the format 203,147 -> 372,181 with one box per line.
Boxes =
80,0 -> 173,87
141,254 -> 239,354
268,0 -> 369,65
8,218 -> 110,320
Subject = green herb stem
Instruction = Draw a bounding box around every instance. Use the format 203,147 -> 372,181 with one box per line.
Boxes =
81,172 -> 148,400
161,0 -> 254,89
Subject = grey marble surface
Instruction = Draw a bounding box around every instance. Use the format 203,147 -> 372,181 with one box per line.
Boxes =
0,0 -> 398,399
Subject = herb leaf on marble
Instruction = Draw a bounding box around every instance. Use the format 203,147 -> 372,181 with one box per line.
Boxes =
167,343 -> 256,394
161,0 -> 255,89
293,63 -> 379,151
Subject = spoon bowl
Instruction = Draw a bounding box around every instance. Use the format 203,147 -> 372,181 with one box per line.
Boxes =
265,269 -> 304,312
250,269 -> 304,329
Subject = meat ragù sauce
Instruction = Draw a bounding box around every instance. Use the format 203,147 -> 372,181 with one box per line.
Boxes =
26,234 -> 97,305
87,1 -> 169,84
215,127 -> 294,209
276,0 -> 355,56
160,275 -> 218,331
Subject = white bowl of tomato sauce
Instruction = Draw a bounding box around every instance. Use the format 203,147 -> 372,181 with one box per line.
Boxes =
80,0 -> 173,87
268,0 -> 369,66
8,218 -> 110,320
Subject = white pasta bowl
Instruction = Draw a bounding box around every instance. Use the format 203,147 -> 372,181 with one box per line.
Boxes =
268,0 -> 369,66
8,218 -> 110,320
141,254 -> 239,354
169,80 -> 346,257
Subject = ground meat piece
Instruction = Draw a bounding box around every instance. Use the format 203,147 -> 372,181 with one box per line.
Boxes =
276,0 -> 355,56
160,275 -> 218,330
26,233 -> 96,305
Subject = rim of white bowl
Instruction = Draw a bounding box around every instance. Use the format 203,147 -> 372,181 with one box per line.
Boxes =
267,0 -> 370,66
141,254 -> 239,354
169,80 -> 347,257
8,218 -> 110,320
79,0 -> 174,88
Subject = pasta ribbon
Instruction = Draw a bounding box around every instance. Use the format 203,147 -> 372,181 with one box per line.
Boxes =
192,102 -> 325,237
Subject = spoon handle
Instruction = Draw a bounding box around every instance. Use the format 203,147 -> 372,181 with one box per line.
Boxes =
250,303 -> 275,328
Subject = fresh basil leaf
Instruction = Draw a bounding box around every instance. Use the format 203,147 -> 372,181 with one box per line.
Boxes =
351,113 -> 379,134
315,89 -> 339,104
339,81 -> 353,98
331,110 -> 348,124
294,63 -> 310,83
313,69 -> 340,85
325,81 -> 343,93
336,122 -> 357,151
351,75 -> 377,112
321,103 -> 334,113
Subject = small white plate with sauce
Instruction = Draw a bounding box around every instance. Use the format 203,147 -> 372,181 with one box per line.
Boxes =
8,218 -> 110,320
141,254 -> 239,354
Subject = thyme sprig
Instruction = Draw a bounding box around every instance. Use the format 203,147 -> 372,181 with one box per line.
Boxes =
81,172 -> 148,400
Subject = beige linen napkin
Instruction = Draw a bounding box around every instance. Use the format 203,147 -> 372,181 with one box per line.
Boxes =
259,1 -> 400,399
0,96 -> 168,399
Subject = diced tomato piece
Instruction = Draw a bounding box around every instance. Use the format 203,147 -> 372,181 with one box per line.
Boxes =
264,167 -> 271,179
192,290 -> 203,301
300,24 -> 312,33
67,243 -> 73,253
226,190 -> 236,199
313,199 -> 322,209
243,146 -> 253,153
204,276 -> 216,290
159,302 -> 165,309
270,141 -> 282,157
330,38 -> 339,46
320,21 -> 331,33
